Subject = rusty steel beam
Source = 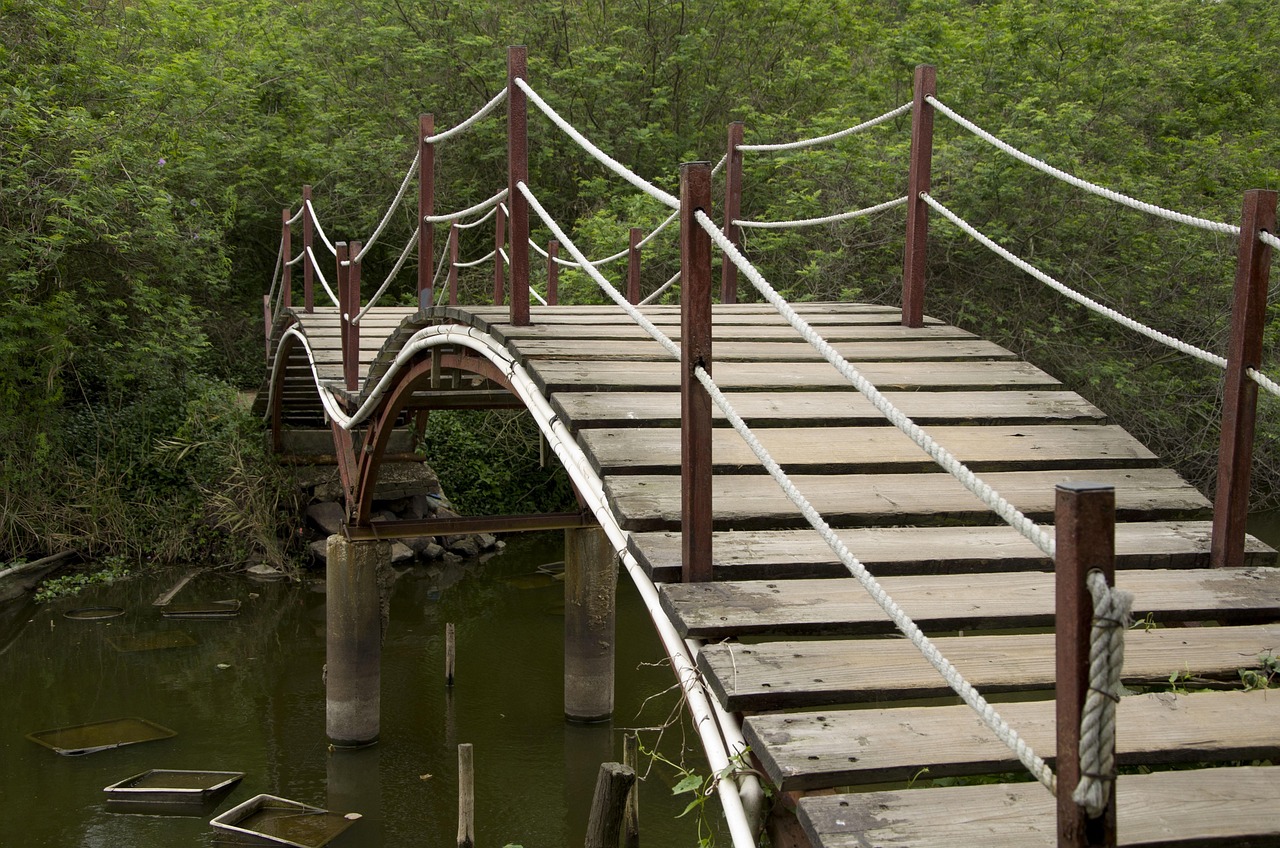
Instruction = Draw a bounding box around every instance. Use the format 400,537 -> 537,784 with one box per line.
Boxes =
345,511 -> 593,541
680,161 -> 713,583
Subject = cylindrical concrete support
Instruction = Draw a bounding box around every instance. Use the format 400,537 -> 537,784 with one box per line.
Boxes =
564,525 -> 616,722
326,534 -> 389,747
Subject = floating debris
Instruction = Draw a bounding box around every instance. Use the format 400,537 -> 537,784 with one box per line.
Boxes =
27,717 -> 176,756
152,568 -> 203,606
104,769 -> 243,815
108,631 -> 198,652
210,794 -> 359,847
535,560 -> 566,578
64,606 -> 125,621
161,600 -> 241,620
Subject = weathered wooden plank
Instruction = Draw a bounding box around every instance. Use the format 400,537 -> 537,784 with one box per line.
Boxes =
697,623 -> 1280,712
799,767 -> 1280,848
509,338 -> 1016,362
442,305 -> 937,328
748,689 -> 1280,791
530,360 -> 1061,393
581,425 -> 1156,475
662,567 -> 1280,638
605,468 -> 1209,531
552,390 -> 1107,429
630,522 -> 1276,581
485,323 -> 976,343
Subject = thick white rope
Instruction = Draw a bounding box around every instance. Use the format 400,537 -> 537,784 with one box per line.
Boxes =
530,286 -> 548,306
515,78 -> 680,210
286,206 -> 305,226
923,193 -> 1229,370
430,234 -> 452,289
639,270 -> 680,305
424,87 -> 509,145
735,196 -> 908,229
305,200 -> 339,256
696,208 -> 1056,555
453,249 -> 497,269
928,97 -> 1240,236
1249,367 -> 1280,399
267,234 -> 285,311
1261,230 -> 1280,251
498,247 -> 510,266
518,182 -> 682,359
690,362 -> 1056,791
353,151 -> 421,264
540,208 -> 679,270
286,251 -> 306,267
424,189 -> 509,224
1073,571 -> 1133,818
305,245 -> 341,306
738,102 -> 913,152
455,204 -> 500,230
352,225 -> 420,324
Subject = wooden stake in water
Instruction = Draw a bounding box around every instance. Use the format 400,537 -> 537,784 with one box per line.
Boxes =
457,743 -> 475,848
584,762 -> 636,848
623,733 -> 640,848
445,623 -> 456,687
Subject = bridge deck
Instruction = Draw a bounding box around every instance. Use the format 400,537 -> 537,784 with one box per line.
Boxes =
266,303 -> 1280,847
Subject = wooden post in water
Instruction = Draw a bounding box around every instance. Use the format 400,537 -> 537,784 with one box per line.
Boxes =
281,207 -> 292,309
548,240 -> 560,305
508,45 -> 531,326
448,224 -> 460,306
1212,189 -> 1276,568
419,113 -> 436,311
325,535 -> 388,747
584,763 -> 636,848
564,525 -> 616,721
457,743 -> 475,848
346,240 -> 362,393
627,227 -> 643,304
721,120 -> 744,304
494,202 -> 506,306
902,64 -> 936,329
1055,483 -> 1117,848
445,622 -> 456,686
302,184 -> 315,313
623,733 -> 640,848
680,161 -> 714,583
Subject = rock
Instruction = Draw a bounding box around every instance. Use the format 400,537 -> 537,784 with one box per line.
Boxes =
309,539 -> 329,563
371,462 -> 441,500
390,542 -> 415,564
477,534 -> 498,550
306,502 -> 346,536
435,505 -> 460,520
246,563 -> 288,581
446,536 -> 481,558
442,552 -> 463,567
376,509 -> 398,523
409,537 -> 445,560
408,494 -> 431,520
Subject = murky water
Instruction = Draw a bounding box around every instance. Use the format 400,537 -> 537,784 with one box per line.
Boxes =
1249,509 -> 1280,549
0,534 -> 713,847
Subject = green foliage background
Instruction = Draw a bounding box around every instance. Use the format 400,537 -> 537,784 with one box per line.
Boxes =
2,0 -> 1278,563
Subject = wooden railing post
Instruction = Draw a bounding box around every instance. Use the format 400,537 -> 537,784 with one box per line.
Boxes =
1212,189 -> 1276,568
680,161 -> 713,583
302,184 -> 315,313
336,241 -> 349,371
448,223 -> 459,306
281,207 -> 292,309
494,202 -> 506,306
720,120 -> 744,304
902,64 -> 936,328
627,227 -> 643,304
548,240 -> 560,305
508,45 -> 530,325
262,294 -> 272,361
1055,482 -> 1117,848
347,241 -> 362,392
419,113 -> 435,311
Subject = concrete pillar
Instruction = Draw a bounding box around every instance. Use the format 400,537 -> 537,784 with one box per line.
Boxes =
564,525 -> 616,722
326,534 -> 389,747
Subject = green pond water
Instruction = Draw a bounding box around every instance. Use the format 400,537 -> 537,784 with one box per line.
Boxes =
0,533 -> 714,847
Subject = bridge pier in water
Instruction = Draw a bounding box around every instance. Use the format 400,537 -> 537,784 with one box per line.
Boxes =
564,525 -> 617,722
325,534 -> 389,747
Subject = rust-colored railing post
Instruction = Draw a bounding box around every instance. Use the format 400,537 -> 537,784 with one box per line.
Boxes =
448,223 -> 459,306
508,45 -> 530,326
1055,482 -> 1117,848
494,202 -> 506,306
281,207 -> 292,309
1212,189 -> 1276,568
901,64 -> 936,328
302,184 -> 315,313
680,161 -> 713,583
547,240 -> 560,305
419,113 -> 435,311
627,227 -> 643,305
336,241 -> 350,386
720,120 -> 744,304
346,241 -> 362,392
262,294 -> 272,361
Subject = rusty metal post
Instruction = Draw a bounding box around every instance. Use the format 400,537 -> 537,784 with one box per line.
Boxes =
902,64 -> 936,328
547,240 -> 560,305
680,162 -> 714,583
720,121 -> 744,304
346,241 -> 362,392
419,114 -> 435,311
303,184 -> 315,313
336,240 -> 350,377
627,227 -> 643,304
494,202 -> 506,306
1055,483 -> 1117,848
448,223 -> 459,306
281,207 -> 292,309
508,46 -> 530,326
1212,189 -> 1277,568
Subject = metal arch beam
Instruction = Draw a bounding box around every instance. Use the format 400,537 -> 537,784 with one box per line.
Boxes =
268,317 -> 301,455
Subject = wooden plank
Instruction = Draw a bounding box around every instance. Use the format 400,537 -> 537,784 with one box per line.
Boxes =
509,338 -> 1016,362
798,767 -> 1280,848
748,689 -> 1280,792
484,322 -> 976,343
630,522 -> 1276,582
552,390 -> 1107,429
580,425 -> 1156,475
662,567 -> 1280,638
697,623 -> 1280,712
605,468 -> 1209,531
529,360 -> 1061,393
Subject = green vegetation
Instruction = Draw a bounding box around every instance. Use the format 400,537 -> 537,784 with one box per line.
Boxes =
3,0 -> 1278,574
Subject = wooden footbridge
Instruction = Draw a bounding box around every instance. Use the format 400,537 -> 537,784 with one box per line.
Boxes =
257,51 -> 1280,847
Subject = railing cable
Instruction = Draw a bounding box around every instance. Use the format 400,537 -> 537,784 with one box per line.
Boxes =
453,249 -> 497,269
735,196 -> 908,229
305,200 -> 339,256
639,270 -> 680,305
424,88 -> 509,145
305,244 -> 341,306
285,206 -> 305,226
353,151 -> 421,264
425,189 -> 509,224
738,102 -> 913,152
352,225 -> 420,324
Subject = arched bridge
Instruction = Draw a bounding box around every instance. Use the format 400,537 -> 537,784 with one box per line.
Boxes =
255,49 -> 1280,848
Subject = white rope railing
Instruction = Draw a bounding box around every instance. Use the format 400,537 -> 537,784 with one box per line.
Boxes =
530,286 -> 548,306
735,196 -> 908,229
424,88 -> 509,145
431,235 -> 452,290
1073,571 -> 1132,818
514,78 -> 680,210
425,189 -> 509,224
305,245 -> 341,307
305,200 -> 339,256
1249,367 -> 1280,399
453,249 -> 497,269
353,151 -> 421,264
922,193 -> 1230,370
1260,230 -> 1280,251
639,270 -> 680,305
286,206 -> 305,226
352,225 -> 419,324
286,251 -> 306,267
498,247 -> 510,266
738,102 -> 913,152
266,234 -> 285,310
928,97 -> 1241,236
455,204 -> 500,230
